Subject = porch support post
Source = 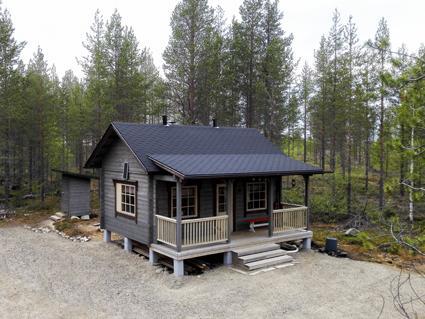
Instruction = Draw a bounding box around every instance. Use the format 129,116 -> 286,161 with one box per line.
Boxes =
226,179 -> 233,243
173,259 -> 184,277
303,175 -> 310,230
152,178 -> 157,244
149,248 -> 158,265
268,177 -> 275,237
103,229 -> 111,243
124,237 -> 132,252
176,178 -> 182,252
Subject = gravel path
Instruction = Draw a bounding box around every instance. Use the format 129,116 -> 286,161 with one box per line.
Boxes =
0,227 -> 424,319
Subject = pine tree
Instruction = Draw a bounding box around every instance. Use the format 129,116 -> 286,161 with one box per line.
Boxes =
163,0 -> 216,124
299,62 -> 313,162
0,4 -> 25,201
372,17 -> 391,211
343,15 -> 360,215
80,10 -> 110,142
236,0 -> 264,128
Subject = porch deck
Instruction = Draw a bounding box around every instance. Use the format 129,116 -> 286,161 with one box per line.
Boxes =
150,228 -> 312,261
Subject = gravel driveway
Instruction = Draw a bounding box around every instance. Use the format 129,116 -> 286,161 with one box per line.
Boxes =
0,227 -> 424,319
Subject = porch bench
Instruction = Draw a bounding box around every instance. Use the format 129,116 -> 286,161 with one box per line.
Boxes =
241,217 -> 270,232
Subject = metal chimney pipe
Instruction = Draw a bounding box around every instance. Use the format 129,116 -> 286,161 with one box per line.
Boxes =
162,115 -> 167,125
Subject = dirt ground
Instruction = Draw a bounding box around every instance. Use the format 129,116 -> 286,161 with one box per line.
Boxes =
0,227 -> 424,319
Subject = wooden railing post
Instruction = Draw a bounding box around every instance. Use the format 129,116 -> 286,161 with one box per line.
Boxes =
176,178 -> 182,252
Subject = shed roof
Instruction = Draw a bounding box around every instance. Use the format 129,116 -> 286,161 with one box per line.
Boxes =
52,169 -> 98,180
85,122 -> 323,178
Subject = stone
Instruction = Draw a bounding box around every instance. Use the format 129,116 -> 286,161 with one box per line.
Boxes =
49,215 -> 62,222
80,215 -> 90,220
70,216 -> 80,220
55,212 -> 66,218
345,228 -> 360,236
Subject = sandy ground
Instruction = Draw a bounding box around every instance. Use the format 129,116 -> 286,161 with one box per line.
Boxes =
0,227 -> 424,319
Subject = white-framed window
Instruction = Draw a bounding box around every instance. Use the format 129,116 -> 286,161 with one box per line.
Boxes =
115,182 -> 137,217
216,184 -> 227,215
171,185 -> 198,218
246,181 -> 267,211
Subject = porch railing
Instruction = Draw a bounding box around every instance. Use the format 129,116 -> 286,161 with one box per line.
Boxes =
272,203 -> 308,234
156,215 -> 177,246
156,215 -> 228,248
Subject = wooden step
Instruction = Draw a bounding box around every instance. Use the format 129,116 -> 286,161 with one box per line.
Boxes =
244,255 -> 293,270
238,249 -> 288,264
232,243 -> 280,257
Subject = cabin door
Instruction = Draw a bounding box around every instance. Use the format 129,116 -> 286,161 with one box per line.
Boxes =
216,183 -> 233,232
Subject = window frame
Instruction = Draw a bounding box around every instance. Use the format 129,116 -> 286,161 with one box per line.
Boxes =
216,184 -> 227,215
114,180 -> 138,221
245,181 -> 267,212
170,185 -> 198,219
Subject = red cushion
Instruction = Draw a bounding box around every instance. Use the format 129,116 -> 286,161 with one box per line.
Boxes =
241,217 -> 270,223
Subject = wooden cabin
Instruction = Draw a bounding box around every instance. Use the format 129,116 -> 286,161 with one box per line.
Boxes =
85,118 -> 324,276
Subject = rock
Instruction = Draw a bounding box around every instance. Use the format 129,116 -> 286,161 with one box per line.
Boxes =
156,268 -> 163,274
80,215 -> 90,220
49,215 -> 62,222
344,228 -> 360,236
55,212 -> 66,218
70,216 -> 80,220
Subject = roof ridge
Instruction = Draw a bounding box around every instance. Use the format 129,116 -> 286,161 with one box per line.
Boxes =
112,121 -> 257,130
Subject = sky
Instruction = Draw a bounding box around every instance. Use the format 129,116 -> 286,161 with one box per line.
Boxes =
3,0 -> 425,79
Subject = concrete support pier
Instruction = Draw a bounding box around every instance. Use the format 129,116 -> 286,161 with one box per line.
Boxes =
302,237 -> 312,251
173,259 -> 184,277
223,251 -> 233,266
149,249 -> 158,265
103,229 -> 111,243
124,237 -> 133,252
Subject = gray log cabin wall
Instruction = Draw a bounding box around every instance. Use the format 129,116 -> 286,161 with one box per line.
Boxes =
102,139 -> 151,244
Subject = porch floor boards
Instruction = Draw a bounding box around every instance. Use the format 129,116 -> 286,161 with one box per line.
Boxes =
150,228 -> 312,261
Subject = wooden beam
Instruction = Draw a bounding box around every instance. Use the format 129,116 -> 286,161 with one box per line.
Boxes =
176,178 -> 182,252
153,174 -> 177,182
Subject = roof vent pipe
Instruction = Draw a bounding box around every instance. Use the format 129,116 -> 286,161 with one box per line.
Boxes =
212,118 -> 217,127
162,115 -> 167,125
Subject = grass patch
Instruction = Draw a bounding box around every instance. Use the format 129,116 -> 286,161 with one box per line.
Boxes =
312,223 -> 424,267
0,196 -> 59,228
54,219 -> 83,237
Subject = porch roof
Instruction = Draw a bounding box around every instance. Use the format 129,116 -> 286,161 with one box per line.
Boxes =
148,154 -> 323,179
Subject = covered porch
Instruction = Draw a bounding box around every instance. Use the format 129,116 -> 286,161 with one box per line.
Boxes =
151,173 -> 312,276
154,200 -> 310,250
148,153 -> 321,276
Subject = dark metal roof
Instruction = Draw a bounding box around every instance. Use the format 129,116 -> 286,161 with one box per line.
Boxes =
85,122 -> 323,178
149,154 -> 323,179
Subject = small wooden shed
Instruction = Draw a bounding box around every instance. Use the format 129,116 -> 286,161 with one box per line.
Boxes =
54,170 -> 97,217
